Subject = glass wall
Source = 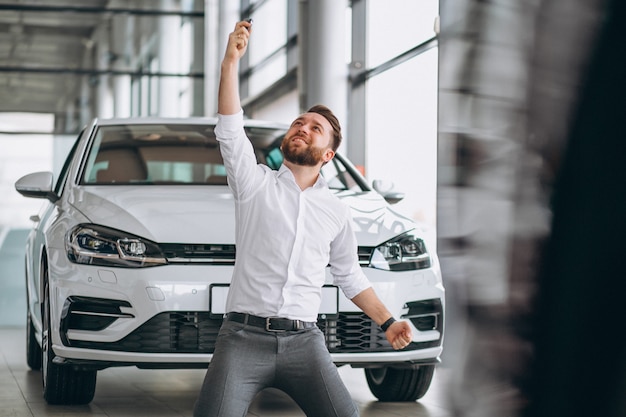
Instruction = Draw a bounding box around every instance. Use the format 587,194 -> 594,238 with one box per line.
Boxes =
240,1 -> 440,235
366,47 -> 438,229
128,4 -> 204,118
361,1 -> 439,235
247,0 -> 289,96
367,1 -> 439,67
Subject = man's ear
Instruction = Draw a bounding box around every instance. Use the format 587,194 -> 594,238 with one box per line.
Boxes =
323,149 -> 335,163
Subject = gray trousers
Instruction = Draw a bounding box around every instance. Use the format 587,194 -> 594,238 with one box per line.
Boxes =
193,319 -> 359,417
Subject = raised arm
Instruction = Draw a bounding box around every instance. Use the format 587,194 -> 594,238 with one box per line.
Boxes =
218,20 -> 253,115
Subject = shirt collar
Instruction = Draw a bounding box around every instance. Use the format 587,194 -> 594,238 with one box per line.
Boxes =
277,164 -> 328,190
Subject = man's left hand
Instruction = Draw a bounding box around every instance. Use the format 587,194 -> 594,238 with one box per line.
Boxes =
385,321 -> 413,350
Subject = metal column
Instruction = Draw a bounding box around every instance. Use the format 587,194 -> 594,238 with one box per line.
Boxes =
298,0 -> 348,132
112,14 -> 132,118
158,0 -> 181,116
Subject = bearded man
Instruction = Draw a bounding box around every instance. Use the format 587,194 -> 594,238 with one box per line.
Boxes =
193,20 -> 412,417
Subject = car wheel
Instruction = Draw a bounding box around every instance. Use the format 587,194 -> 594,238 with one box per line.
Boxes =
26,310 -> 42,370
365,365 -> 435,402
42,272 -> 97,405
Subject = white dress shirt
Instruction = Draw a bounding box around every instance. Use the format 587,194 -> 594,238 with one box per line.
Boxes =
215,110 -> 372,322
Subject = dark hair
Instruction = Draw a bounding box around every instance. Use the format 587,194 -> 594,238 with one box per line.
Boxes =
307,104 -> 342,152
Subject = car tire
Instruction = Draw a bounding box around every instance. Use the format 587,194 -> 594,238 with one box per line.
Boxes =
26,311 -> 42,370
365,365 -> 435,402
42,274 -> 97,405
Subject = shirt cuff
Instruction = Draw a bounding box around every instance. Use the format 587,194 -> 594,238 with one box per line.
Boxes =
340,278 -> 372,300
215,109 -> 244,139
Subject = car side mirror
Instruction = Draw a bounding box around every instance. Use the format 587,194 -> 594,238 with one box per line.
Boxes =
372,179 -> 405,204
15,171 -> 59,203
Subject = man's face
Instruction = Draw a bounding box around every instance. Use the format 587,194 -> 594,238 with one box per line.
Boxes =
281,113 -> 335,167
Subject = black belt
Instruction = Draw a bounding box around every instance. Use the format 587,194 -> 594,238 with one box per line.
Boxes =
227,312 -> 317,332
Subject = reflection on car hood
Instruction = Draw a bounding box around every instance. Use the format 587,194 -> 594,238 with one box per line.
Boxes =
335,191 -> 416,246
69,187 -> 417,246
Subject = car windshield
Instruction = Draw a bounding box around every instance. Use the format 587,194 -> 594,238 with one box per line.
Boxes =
80,123 -> 366,191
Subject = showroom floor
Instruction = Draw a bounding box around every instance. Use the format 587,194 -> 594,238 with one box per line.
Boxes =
0,326 -> 451,417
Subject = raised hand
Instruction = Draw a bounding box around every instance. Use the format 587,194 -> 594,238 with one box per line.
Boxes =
224,20 -> 253,63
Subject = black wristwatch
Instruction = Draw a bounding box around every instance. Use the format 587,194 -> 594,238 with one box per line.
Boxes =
380,317 -> 396,332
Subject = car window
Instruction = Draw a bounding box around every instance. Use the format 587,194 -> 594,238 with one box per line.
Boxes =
264,147 -> 284,170
321,158 -> 363,191
81,124 -> 228,185
79,123 -> 366,192
55,130 -> 83,195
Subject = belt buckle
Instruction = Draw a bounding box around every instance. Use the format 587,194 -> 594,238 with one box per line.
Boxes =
265,317 -> 286,332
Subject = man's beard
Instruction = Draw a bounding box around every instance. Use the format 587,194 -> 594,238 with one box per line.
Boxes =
281,136 -> 326,166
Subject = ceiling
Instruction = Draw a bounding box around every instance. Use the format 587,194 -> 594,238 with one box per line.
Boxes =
0,1 -> 111,131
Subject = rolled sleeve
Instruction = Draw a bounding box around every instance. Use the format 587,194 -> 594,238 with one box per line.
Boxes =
214,110 -> 245,142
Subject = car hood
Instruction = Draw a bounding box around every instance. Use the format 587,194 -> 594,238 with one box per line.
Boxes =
69,186 -> 237,243
69,186 -> 417,246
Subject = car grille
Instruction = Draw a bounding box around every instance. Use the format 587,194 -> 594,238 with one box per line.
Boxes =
158,244 -> 373,266
159,243 -> 236,264
320,313 -> 398,352
64,309 -> 442,354
357,246 -> 374,265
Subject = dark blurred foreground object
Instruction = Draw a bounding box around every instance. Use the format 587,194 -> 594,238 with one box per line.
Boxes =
524,1 -> 626,416
438,0 -> 626,416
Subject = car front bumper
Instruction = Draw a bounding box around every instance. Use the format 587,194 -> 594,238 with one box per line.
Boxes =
47,247 -> 444,369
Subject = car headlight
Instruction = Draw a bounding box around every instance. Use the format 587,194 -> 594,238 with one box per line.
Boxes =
370,231 -> 431,271
66,224 -> 167,268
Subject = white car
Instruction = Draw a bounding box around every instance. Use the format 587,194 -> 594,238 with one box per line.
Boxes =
15,117 -> 444,405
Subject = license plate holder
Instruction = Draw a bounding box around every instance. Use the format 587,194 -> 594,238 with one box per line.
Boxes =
209,284 -> 340,319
